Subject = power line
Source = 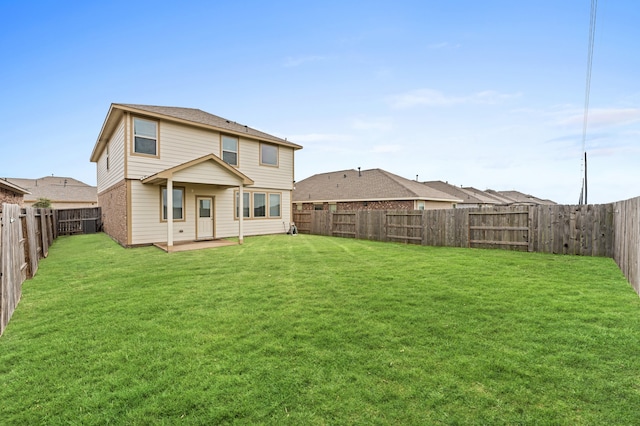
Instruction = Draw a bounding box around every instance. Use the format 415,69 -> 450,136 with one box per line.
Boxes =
579,0 -> 598,205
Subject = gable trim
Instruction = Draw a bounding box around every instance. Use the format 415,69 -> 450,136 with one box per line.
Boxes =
140,153 -> 254,186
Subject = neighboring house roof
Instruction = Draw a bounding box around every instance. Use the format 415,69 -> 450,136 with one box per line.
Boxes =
90,103 -> 302,162
459,187 -> 508,205
491,190 -> 556,205
422,181 -> 495,205
293,169 -> 463,203
4,176 -> 97,203
463,187 -> 512,204
0,178 -> 30,195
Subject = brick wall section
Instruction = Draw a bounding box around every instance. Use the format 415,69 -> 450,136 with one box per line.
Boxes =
98,180 -> 127,246
299,200 -> 415,211
0,187 -> 24,206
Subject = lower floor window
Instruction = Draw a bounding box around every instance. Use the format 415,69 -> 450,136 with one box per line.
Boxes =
254,193 -> 266,217
269,193 -> 281,217
235,190 -> 282,219
161,187 -> 185,220
235,192 -> 250,218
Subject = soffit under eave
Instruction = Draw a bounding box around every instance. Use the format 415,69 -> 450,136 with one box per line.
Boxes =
90,106 -> 125,162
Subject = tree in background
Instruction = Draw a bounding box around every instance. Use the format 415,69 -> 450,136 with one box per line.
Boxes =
32,198 -> 52,208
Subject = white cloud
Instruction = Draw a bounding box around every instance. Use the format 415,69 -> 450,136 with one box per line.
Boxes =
283,55 -> 326,67
351,117 -> 392,131
371,144 -> 401,153
555,108 -> 640,128
389,88 -> 522,109
288,133 -> 352,143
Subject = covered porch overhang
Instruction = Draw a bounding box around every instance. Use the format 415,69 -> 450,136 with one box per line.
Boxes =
140,153 -> 254,249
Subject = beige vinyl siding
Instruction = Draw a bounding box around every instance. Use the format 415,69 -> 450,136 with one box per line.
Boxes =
173,161 -> 240,185
420,200 -> 457,209
127,119 -> 294,190
127,120 -> 221,180
238,142 -> 294,189
130,182 -> 293,244
97,118 -> 125,192
212,189 -> 237,238
130,181 -> 215,245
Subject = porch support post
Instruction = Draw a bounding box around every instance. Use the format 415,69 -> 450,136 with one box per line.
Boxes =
238,184 -> 244,245
167,177 -> 174,248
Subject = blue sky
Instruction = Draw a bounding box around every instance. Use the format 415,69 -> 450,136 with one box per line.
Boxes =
1,0 -> 638,204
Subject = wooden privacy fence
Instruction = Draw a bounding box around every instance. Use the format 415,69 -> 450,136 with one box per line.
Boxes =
55,207 -> 101,235
294,204 -> 614,256
294,199 -> 640,296
1,204 -> 55,335
613,197 -> 640,295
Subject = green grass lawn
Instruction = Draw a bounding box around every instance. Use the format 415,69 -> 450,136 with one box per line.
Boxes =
1,233 -> 639,424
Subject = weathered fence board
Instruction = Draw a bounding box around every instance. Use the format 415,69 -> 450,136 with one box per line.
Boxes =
469,208 -> 529,251
293,211 -> 311,234
386,211 -> 423,244
300,204 -> 618,258
1,205 -> 56,336
1,204 -> 25,335
332,212 -> 356,238
613,197 -> 640,295
25,209 -> 39,278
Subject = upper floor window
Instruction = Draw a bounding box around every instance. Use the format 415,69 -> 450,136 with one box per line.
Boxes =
222,135 -> 238,166
133,117 -> 158,156
260,143 -> 278,166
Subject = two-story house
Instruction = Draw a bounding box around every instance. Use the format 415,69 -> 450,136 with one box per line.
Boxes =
90,104 -> 302,249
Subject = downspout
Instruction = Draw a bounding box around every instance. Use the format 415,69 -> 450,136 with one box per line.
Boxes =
238,184 -> 244,244
167,178 -> 174,248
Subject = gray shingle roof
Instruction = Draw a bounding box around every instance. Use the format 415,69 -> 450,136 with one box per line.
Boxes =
0,178 -> 30,195
422,181 -> 494,205
4,176 -> 97,203
116,104 -> 301,148
459,187 -> 507,204
293,169 -> 462,203
492,190 -> 556,205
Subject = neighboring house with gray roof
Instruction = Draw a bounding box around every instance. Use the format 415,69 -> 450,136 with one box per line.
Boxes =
4,176 -> 96,208
459,187 -> 509,205
422,181 -> 501,208
90,103 -> 302,249
0,178 -> 30,206
293,168 -> 462,211
487,190 -> 556,205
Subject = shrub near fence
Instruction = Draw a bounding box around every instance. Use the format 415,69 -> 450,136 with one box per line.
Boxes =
0,204 -> 55,335
293,198 -> 640,296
